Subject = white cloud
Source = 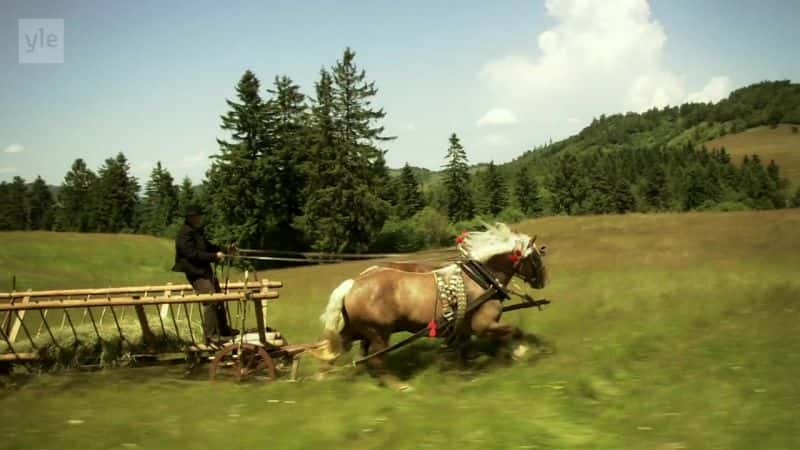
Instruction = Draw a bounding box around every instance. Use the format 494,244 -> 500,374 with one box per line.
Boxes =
686,76 -> 733,104
406,123 -> 417,131
3,144 -> 24,154
477,108 -> 519,126
0,167 -> 18,174
567,117 -> 582,125
480,0 -> 733,131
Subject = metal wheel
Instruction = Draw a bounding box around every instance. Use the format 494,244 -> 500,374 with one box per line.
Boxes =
209,343 -> 277,382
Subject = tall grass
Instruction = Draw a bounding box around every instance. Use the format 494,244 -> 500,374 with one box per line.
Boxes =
1,209 -> 799,449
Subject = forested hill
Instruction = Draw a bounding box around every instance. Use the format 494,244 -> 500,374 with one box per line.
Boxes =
402,80 -> 800,220
502,80 -> 800,176
2,61 -> 798,254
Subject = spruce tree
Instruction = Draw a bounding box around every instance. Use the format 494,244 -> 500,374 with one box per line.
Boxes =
514,165 -> 542,216
481,161 -> 508,216
177,176 -> 195,216
443,133 -> 474,221
582,154 -> 614,214
94,153 -> 140,232
765,159 -> 787,207
300,54 -> 390,252
682,164 -> 708,210
140,162 -> 178,235
0,177 -> 28,230
266,75 -> 308,246
0,182 -> 9,230
57,159 -> 98,231
206,70 -> 271,247
643,165 -> 670,210
547,153 -> 583,214
396,163 -> 425,219
28,176 -> 54,230
611,178 -> 635,213
331,47 -> 394,205
792,185 -> 800,208
11,176 -> 29,229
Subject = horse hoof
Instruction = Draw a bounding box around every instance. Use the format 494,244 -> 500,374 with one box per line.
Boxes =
313,372 -> 328,381
512,344 -> 529,360
395,383 -> 414,392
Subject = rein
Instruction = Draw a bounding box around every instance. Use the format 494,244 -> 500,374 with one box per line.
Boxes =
351,258 -> 548,365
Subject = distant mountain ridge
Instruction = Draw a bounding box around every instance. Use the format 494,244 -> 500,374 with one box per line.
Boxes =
399,80 -> 800,184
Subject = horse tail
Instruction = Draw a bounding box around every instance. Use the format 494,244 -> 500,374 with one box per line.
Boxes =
309,279 -> 354,362
321,279 -> 353,333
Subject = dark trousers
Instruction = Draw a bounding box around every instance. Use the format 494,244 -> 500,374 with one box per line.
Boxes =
187,275 -> 232,338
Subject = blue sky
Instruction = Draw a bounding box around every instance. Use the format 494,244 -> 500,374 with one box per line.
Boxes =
1,0 -> 798,184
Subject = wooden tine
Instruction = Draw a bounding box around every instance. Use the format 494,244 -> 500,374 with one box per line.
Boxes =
8,290 -> 31,344
38,308 -> 63,350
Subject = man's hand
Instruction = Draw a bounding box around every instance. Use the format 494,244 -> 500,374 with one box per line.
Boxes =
216,251 -> 225,262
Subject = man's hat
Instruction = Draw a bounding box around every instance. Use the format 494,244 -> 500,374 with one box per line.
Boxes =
183,203 -> 205,217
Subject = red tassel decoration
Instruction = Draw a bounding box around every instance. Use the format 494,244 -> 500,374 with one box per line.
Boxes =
427,320 -> 437,337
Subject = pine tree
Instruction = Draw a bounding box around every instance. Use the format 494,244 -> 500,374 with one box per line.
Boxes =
0,177 -> 29,230
643,164 -> 670,210
396,163 -> 425,219
611,178 -> 635,213
140,162 -> 178,235
300,52 -> 391,252
370,151 -> 394,208
266,75 -> 308,246
443,133 -> 474,221
206,70 -> 271,247
582,154 -> 614,214
792,185 -> 800,208
57,159 -> 98,231
94,153 -> 140,232
0,182 -> 9,230
547,153 -> 583,214
514,165 -> 542,216
480,161 -> 508,216
765,159 -> 786,207
10,177 -> 29,229
331,47 -> 394,205
177,176 -> 195,216
682,164 -> 708,210
28,176 -> 54,230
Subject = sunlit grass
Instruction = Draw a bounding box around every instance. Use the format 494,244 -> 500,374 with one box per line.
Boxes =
1,209 -> 799,449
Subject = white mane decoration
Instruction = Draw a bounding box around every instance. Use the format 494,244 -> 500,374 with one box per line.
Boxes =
458,223 -> 532,262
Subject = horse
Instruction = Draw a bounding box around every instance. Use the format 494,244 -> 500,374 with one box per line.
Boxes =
311,223 -> 548,389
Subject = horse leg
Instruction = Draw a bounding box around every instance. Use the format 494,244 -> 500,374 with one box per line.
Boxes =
362,329 -> 411,391
483,321 -> 527,360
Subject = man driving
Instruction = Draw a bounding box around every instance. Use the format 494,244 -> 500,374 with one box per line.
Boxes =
171,204 -> 237,341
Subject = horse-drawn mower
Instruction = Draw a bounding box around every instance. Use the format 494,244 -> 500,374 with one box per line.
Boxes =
0,277 -> 315,382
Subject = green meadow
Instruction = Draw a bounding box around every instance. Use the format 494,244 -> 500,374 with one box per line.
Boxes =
1,209 -> 799,449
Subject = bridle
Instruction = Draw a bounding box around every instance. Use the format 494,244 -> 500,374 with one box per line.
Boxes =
511,237 -> 545,288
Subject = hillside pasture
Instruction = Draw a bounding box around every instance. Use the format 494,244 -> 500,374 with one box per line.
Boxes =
1,210 -> 799,449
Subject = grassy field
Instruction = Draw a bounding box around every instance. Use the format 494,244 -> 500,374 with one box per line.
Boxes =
1,210 -> 800,449
706,124 -> 800,188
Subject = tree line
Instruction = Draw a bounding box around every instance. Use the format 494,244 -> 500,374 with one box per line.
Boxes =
1,56 -> 799,252
0,155 -> 197,235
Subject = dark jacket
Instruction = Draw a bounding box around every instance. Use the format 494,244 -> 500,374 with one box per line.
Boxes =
171,221 -> 221,278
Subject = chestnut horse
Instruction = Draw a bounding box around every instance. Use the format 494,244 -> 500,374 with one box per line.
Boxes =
312,223 -> 548,389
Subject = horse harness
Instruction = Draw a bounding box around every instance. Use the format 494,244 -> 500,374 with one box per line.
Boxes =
432,260 -> 511,342
351,259 -> 536,366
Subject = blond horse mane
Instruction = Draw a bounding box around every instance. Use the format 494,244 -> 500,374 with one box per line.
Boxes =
458,222 -> 533,262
